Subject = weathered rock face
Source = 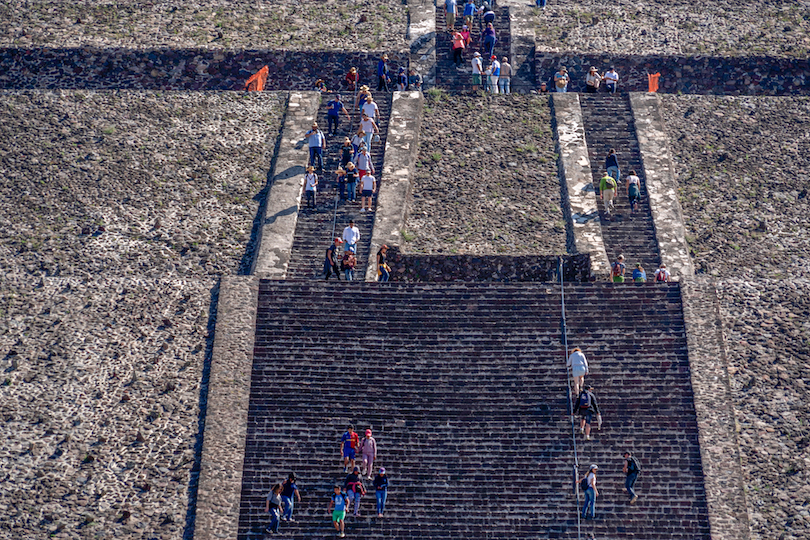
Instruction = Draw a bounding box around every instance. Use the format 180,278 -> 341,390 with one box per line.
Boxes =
0,90 -> 286,278
660,95 -> 810,280
717,279 -> 810,540
405,91 -> 566,256
0,0 -> 408,52
385,247 -> 591,281
0,49 -> 410,92
534,0 -> 810,59
0,275 -> 215,539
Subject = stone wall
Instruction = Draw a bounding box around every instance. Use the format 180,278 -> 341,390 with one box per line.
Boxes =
0,48 -> 408,91
537,53 -> 810,95
385,248 -> 591,282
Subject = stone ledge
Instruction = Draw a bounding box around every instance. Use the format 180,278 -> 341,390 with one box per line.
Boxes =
366,90 -> 424,281
551,92 -> 610,278
407,0 -> 435,89
630,92 -> 694,280
195,275 -> 260,540
681,278 -> 751,540
252,91 -> 320,278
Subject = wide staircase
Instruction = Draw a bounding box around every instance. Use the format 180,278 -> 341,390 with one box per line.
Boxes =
286,93 -> 393,281
580,94 -> 661,273
435,5 -> 511,92
236,281 -> 710,539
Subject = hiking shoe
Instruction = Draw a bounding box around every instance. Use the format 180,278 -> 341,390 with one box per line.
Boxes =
630,496 -> 638,504
585,435 -> 591,440
339,533 -> 345,538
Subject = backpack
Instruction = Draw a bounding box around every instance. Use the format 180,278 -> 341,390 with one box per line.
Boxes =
605,176 -> 617,190
628,456 -> 642,475
611,262 -> 624,278
655,270 -> 667,282
579,476 -> 590,491
577,391 -> 591,411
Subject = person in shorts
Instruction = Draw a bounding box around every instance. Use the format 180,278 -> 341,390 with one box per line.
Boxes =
573,385 -> 601,441
341,425 -> 359,472
329,485 -> 349,537
360,173 -> 376,213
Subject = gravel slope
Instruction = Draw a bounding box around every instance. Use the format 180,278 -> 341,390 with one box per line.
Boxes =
0,0 -> 408,52
661,95 -> 810,280
718,279 -> 810,540
535,0 -> 810,58
0,90 -> 285,278
405,90 -> 566,255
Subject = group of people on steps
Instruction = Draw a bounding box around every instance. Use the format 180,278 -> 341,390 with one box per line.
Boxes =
568,347 -> 643,521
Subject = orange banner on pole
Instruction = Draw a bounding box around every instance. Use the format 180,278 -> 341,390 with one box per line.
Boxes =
647,72 -> 661,93
244,66 -> 269,92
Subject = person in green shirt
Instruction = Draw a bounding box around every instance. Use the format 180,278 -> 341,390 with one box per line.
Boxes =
599,171 -> 618,218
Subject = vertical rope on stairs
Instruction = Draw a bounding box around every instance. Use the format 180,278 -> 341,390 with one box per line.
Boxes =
559,256 -> 582,540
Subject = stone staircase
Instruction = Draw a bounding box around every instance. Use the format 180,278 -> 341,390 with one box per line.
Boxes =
434,6 -> 511,92
236,281 -> 710,539
286,93 -> 393,281
580,94 -> 662,273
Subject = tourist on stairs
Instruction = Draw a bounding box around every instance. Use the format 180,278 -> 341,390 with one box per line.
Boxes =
574,385 -> 601,441
280,473 -> 302,522
623,451 -> 641,504
374,468 -> 389,517
579,465 -> 599,519
329,485 -> 349,537
567,347 -> 589,397
324,238 -> 343,280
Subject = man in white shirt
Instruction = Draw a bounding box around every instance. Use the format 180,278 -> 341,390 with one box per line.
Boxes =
604,67 -> 619,93
471,52 -> 483,92
360,174 -> 376,213
342,219 -> 360,253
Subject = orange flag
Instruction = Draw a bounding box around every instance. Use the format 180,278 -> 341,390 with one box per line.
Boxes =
647,72 -> 661,93
244,66 -> 269,92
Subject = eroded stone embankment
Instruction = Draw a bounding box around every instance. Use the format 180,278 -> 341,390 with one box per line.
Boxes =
404,91 -> 566,256
717,279 -> 810,540
0,0 -> 408,52
0,90 -> 286,277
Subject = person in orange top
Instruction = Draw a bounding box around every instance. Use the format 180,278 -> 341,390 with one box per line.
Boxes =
451,29 -> 466,67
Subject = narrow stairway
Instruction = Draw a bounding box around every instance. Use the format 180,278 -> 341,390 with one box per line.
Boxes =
286,93 -> 393,281
435,5 -> 511,92
237,281 -> 710,540
580,93 -> 661,273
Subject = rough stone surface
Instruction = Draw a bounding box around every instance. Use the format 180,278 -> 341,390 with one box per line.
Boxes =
252,91 -> 321,279
366,91 -> 424,281
0,0 -> 408,52
407,0 -> 436,89
498,0 -> 537,93
716,279 -> 810,540
630,92 -> 693,278
195,276 -> 258,540
681,279 -> 751,540
537,53 -> 810,96
660,95 -> 810,279
534,0 -> 810,58
0,275 -> 215,539
405,90 -> 566,256
385,248 -> 591,282
0,49 -> 409,93
551,92 -> 609,277
0,90 -> 284,278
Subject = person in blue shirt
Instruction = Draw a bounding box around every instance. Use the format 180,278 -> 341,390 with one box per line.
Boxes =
463,0 -> 476,28
329,485 -> 349,537
632,263 -> 646,283
327,94 -> 351,137
341,425 -> 359,472
280,472 -> 302,521
377,55 -> 390,91
305,122 -> 326,172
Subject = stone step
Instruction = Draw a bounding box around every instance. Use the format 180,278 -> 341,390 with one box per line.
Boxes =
237,282 -> 710,540
286,93 -> 394,280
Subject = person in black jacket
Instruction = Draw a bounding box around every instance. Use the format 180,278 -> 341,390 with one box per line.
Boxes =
623,451 -> 641,504
573,385 -> 601,441
324,238 -> 343,280
373,467 -> 389,517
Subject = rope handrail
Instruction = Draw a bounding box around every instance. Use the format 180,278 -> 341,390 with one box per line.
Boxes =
559,256 -> 582,540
